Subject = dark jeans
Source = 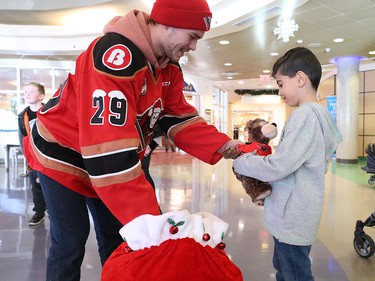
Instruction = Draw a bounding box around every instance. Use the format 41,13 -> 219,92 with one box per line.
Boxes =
29,169 -> 47,215
272,237 -> 314,281
38,172 -> 123,281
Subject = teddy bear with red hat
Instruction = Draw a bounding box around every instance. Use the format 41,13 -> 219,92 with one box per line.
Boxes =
223,118 -> 278,206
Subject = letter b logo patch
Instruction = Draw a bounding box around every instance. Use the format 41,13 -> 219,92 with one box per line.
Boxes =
102,44 -> 132,70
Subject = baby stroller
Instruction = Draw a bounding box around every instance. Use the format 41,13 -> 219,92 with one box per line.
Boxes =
353,212 -> 375,258
361,143 -> 375,185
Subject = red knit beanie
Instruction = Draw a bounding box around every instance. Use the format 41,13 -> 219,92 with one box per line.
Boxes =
150,0 -> 212,31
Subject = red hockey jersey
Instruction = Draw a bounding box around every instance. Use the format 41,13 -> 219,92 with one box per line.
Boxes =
23,11 -> 231,225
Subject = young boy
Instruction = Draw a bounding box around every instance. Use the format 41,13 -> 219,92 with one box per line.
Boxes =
233,47 -> 342,281
18,82 -> 47,226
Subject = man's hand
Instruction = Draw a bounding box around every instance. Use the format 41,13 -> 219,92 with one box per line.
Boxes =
218,139 -> 243,158
223,143 -> 258,159
223,141 -> 272,159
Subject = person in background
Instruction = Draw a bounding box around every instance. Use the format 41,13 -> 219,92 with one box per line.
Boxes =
22,0 -> 241,280
141,126 -> 163,190
18,82 -> 47,226
233,125 -> 239,139
163,133 -> 176,152
232,47 -> 342,281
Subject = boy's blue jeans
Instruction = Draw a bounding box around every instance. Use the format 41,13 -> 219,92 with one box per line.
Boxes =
38,172 -> 123,281
29,169 -> 47,215
272,237 -> 314,281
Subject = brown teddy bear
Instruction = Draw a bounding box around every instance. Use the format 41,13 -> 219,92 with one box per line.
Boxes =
223,118 -> 277,206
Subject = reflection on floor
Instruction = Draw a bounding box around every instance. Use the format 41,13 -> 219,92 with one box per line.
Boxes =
0,150 -> 374,281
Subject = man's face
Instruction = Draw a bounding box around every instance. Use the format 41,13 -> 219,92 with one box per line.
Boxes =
163,27 -> 205,62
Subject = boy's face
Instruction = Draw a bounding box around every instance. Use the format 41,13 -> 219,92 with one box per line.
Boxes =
162,27 -> 204,63
274,72 -> 300,107
24,85 -> 44,105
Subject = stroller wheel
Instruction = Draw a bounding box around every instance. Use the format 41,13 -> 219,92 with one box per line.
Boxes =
369,175 -> 375,185
353,234 -> 375,258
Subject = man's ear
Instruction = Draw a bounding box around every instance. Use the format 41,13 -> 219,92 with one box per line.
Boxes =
296,71 -> 307,87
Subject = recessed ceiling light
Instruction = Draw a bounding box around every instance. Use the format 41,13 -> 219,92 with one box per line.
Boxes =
333,38 -> 344,43
270,52 -> 279,56
224,63 -> 232,66
369,50 -> 375,55
220,72 -> 239,77
238,81 -> 245,84
296,39 -> 303,44
263,69 -> 271,73
226,76 -> 233,79
307,42 -> 321,48
219,40 -> 230,45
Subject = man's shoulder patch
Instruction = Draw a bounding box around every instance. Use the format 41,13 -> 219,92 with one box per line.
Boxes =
102,44 -> 132,71
93,33 -> 146,77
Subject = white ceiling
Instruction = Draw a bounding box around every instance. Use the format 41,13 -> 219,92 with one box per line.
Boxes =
0,0 -> 374,92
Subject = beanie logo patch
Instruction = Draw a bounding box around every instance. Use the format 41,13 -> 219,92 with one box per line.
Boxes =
102,44 -> 132,71
204,16 -> 212,31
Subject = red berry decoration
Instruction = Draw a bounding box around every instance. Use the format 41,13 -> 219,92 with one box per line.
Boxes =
202,233 -> 211,241
217,242 -> 226,250
167,218 -> 185,235
170,226 -> 179,235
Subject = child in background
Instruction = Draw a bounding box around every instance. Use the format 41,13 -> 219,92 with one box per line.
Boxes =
233,47 -> 342,281
18,82 -> 47,226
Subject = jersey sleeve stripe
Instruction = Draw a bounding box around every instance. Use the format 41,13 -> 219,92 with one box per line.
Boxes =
90,161 -> 143,188
81,138 -> 139,157
83,149 -> 139,177
29,132 -> 91,184
32,123 -> 86,170
163,116 -> 206,141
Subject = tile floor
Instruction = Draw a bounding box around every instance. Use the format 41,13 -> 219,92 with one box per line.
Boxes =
0,150 -> 374,281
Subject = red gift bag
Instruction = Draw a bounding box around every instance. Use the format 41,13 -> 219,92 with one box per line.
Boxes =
101,210 -> 243,281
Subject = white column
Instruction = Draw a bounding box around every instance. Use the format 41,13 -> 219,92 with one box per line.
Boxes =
335,56 -> 361,164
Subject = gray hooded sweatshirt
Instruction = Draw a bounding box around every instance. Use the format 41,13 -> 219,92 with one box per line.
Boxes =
233,102 -> 342,246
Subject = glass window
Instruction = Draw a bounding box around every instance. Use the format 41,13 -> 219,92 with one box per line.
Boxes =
0,68 -> 18,117
0,67 -> 17,91
54,69 -> 70,89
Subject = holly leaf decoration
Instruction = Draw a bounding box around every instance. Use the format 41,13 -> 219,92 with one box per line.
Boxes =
168,218 -> 185,228
167,218 -> 176,226
176,221 -> 185,227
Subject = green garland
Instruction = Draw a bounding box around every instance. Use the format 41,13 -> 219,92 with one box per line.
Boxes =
234,89 -> 279,96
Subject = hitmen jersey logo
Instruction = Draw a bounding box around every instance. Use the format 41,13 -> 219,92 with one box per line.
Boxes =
102,44 -> 132,70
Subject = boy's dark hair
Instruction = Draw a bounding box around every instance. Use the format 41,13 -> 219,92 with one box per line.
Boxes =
272,47 -> 322,91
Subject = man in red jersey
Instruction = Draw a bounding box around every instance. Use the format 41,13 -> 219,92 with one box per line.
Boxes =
23,0 -> 241,280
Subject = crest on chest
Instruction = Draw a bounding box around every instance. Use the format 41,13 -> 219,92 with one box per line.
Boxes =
136,98 -> 163,150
